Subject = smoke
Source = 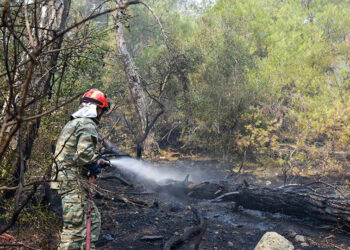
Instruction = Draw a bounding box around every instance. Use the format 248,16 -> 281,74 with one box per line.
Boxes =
110,158 -> 188,184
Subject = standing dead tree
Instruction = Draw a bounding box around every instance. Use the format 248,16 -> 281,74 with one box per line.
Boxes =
113,0 -> 168,158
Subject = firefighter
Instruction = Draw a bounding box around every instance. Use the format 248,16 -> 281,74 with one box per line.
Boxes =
51,89 -> 110,249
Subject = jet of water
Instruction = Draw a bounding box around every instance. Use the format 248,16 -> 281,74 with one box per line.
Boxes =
110,158 -> 186,184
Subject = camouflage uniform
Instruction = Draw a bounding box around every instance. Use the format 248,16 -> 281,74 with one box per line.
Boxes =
51,117 -> 101,250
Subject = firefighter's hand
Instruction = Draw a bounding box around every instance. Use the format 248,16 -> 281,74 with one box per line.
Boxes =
97,157 -> 111,168
86,163 -> 101,177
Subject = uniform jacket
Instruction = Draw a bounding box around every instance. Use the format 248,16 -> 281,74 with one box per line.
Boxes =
50,117 -> 99,192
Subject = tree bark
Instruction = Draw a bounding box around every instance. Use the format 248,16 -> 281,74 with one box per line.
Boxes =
112,1 -> 158,157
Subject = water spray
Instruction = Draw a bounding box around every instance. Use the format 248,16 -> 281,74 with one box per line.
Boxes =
100,138 -> 188,184
110,158 -> 187,184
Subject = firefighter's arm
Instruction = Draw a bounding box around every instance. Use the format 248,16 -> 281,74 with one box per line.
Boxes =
74,123 -> 99,166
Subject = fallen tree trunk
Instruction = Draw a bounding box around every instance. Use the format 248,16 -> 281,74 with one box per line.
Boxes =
156,179 -> 350,230
213,184 -> 350,230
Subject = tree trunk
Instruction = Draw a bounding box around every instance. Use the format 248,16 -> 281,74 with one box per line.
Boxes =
112,1 -> 158,157
156,180 -> 350,230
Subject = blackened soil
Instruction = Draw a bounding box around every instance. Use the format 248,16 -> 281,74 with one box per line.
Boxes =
94,159 -> 350,250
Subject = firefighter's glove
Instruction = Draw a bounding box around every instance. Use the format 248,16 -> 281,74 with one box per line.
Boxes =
86,163 -> 102,177
97,157 -> 111,168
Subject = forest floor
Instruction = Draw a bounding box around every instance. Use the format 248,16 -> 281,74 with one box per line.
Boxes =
1,154 -> 349,249
94,155 -> 350,250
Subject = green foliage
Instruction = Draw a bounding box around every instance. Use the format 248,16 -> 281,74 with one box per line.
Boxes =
235,107 -> 280,158
90,0 -> 348,173
143,0 -> 350,171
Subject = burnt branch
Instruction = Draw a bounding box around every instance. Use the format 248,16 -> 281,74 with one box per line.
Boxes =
136,0 -> 168,47
4,93 -> 82,128
24,5 -> 35,48
163,207 -> 206,250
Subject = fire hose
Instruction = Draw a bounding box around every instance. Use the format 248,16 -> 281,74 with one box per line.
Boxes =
86,138 -> 131,250
86,175 -> 95,250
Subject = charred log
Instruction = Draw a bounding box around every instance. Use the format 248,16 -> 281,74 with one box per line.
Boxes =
155,176 -> 226,199
212,184 -> 350,230
187,182 -> 226,199
94,192 -> 147,208
154,177 -> 350,230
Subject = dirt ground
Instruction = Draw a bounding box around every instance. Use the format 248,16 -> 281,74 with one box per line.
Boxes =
1,157 -> 349,249
94,158 -> 350,250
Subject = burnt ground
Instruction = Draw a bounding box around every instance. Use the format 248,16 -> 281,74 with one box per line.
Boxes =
94,158 -> 350,250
